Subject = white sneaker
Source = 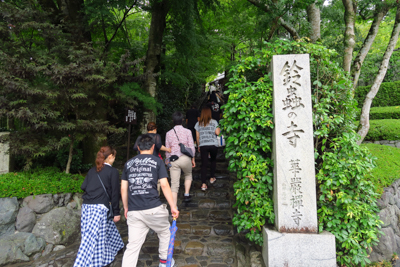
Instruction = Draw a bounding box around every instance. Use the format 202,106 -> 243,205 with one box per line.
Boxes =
159,258 -> 175,267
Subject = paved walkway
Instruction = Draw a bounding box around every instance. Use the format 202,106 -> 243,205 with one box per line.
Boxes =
9,149 -> 239,267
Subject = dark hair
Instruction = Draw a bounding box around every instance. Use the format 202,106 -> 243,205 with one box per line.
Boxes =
95,146 -> 116,172
147,122 -> 157,132
199,106 -> 212,127
172,111 -> 183,125
191,105 -> 196,109
138,134 -> 155,151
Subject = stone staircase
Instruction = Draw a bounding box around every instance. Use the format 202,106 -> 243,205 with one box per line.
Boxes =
126,148 -> 238,267
7,148 -> 265,267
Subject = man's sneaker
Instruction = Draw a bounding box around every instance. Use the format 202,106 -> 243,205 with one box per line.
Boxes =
159,258 -> 175,267
184,195 -> 192,202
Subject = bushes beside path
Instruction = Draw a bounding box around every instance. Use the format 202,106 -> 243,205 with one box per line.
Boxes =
0,167 -> 84,199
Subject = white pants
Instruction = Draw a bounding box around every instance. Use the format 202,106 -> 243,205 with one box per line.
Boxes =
122,204 -> 170,267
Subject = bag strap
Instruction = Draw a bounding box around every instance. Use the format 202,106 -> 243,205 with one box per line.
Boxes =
173,128 -> 180,142
97,173 -> 111,202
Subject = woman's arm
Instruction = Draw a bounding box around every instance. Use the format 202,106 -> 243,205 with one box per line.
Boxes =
110,168 -> 121,222
160,145 -> 171,153
165,132 -> 171,158
187,129 -> 195,156
215,127 -> 221,136
133,137 -> 139,152
155,134 -> 162,150
196,131 -> 200,152
81,171 -> 89,191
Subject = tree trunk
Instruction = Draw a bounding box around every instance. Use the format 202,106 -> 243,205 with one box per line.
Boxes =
357,6 -> 400,144
342,0 -> 357,72
63,0 -> 92,43
142,0 -> 170,132
307,3 -> 320,43
65,139 -> 74,174
351,7 -> 389,89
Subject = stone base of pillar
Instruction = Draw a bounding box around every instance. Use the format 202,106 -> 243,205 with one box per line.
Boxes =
262,227 -> 336,267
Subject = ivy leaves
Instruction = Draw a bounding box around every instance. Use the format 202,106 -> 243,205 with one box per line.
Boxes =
222,39 -> 381,266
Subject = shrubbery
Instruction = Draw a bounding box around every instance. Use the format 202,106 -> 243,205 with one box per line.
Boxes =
363,143 -> 400,194
355,81 -> 400,107
363,119 -> 400,141
222,39 -> 381,266
0,167 -> 84,199
364,106 -> 400,120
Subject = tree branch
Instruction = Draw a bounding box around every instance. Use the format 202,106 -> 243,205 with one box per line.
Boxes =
351,5 -> 389,89
247,0 -> 299,39
104,0 -> 138,51
357,5 -> 400,144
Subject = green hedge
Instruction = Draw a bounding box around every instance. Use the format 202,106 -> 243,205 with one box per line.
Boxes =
355,81 -> 400,107
363,119 -> 400,141
368,106 -> 400,119
362,143 -> 400,194
356,106 -> 400,120
0,167 -> 85,199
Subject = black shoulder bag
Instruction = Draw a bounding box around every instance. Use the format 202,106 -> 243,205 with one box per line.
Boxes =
96,173 -> 114,221
173,128 -> 193,158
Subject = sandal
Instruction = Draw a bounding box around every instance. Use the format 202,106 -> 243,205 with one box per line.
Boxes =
201,184 -> 208,191
210,177 -> 217,184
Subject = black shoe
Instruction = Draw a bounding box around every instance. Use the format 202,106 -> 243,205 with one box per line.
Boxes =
184,195 -> 192,202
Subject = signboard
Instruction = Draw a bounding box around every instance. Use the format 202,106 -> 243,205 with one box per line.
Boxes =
125,109 -> 137,125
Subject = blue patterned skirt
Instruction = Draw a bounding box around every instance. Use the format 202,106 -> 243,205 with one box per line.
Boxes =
74,204 -> 124,267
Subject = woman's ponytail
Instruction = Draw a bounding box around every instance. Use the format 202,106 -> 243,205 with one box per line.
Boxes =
95,146 -> 115,172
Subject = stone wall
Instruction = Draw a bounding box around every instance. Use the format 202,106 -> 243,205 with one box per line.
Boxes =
370,179 -> 400,263
0,193 -> 83,266
364,140 -> 400,148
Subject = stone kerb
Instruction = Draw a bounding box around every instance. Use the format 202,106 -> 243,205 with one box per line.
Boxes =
364,140 -> 400,148
0,132 -> 10,175
0,193 -> 83,266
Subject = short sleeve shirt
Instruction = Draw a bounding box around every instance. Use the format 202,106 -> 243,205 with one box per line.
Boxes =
121,154 -> 168,211
194,119 -> 219,147
133,133 -> 163,157
186,109 -> 200,129
207,102 -> 222,122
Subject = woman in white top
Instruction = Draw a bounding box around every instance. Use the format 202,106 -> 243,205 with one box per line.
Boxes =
195,106 -> 220,191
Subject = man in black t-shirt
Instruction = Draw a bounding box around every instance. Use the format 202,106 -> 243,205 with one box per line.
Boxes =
207,101 -> 222,122
121,134 -> 179,267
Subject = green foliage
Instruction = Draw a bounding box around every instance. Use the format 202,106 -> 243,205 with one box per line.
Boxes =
355,81 -> 400,107
119,82 -> 162,115
222,55 -> 275,245
29,142 -> 92,174
364,119 -> 400,141
222,39 -> 381,266
0,168 -> 84,199
317,133 -> 380,266
365,106 -> 400,120
0,2 -> 124,163
363,143 -> 400,194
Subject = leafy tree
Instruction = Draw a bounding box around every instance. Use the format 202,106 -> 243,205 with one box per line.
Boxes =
0,1 -> 159,172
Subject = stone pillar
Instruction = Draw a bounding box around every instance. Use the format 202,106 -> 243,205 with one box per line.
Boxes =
0,132 -> 10,174
263,54 -> 336,266
272,54 -> 317,233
